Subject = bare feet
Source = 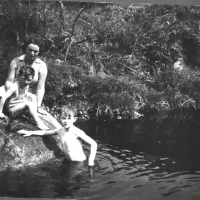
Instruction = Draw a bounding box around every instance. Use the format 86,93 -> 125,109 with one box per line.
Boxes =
36,122 -> 49,130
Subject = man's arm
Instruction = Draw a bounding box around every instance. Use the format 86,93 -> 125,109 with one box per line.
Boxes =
76,130 -> 97,166
18,128 -> 62,137
36,62 -> 47,107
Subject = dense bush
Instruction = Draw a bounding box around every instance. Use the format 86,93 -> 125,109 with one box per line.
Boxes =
1,2 -> 200,119
44,61 -> 151,119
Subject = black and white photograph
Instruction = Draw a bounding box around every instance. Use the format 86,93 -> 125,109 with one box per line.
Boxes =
0,0 -> 200,199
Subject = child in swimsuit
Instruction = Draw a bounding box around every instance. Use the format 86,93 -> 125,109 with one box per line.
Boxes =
0,65 -> 48,130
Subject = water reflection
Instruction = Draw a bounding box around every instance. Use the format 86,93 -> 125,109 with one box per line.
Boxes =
0,140 -> 200,199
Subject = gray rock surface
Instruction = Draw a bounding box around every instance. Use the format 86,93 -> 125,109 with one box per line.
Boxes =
0,110 -> 63,171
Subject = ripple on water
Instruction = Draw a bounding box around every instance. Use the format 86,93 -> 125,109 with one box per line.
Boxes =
0,141 -> 200,199
92,143 -> 200,199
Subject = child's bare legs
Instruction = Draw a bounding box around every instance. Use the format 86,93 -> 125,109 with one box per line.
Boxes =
9,101 -> 48,130
26,101 -> 48,130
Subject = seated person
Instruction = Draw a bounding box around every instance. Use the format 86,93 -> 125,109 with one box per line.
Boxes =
5,38 -> 48,113
18,105 -> 98,178
0,65 -> 48,130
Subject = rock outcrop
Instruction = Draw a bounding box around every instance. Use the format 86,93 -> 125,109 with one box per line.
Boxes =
0,110 -> 63,171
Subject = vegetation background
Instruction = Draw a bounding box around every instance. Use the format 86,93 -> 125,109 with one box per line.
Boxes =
0,1 -> 200,128
1,1 -> 200,158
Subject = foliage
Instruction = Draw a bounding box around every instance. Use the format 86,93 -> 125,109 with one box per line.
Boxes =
1,2 -> 200,119
44,61 -> 151,119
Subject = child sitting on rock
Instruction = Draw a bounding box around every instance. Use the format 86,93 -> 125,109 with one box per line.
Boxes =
18,105 -> 98,178
0,65 -> 48,130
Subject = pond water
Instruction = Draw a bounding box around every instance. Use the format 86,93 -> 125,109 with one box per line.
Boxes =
0,139 -> 200,200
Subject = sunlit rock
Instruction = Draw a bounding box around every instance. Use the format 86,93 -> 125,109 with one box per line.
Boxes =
173,58 -> 184,71
0,110 -> 63,171
54,59 -> 63,66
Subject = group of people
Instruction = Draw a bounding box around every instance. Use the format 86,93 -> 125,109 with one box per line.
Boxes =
0,39 -> 48,129
0,38 -> 97,178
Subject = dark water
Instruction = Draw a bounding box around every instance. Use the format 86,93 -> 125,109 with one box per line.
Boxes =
0,140 -> 200,200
